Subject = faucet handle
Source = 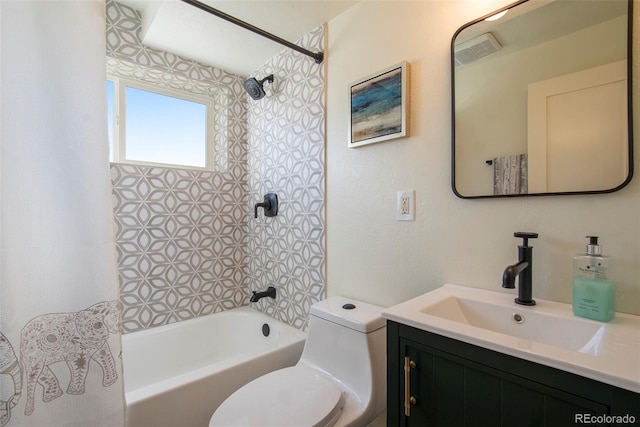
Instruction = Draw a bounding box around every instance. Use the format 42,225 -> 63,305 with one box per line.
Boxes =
514,232 -> 538,247
254,193 -> 278,219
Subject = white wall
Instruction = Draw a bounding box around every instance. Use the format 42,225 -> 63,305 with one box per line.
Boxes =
326,0 -> 640,315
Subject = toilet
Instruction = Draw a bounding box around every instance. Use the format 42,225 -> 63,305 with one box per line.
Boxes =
209,296 -> 387,427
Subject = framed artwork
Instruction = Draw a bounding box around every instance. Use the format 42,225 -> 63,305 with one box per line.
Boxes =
348,61 -> 409,148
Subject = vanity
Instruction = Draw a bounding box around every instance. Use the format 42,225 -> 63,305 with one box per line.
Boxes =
384,0 -> 639,420
384,0 -> 640,422
382,285 -> 640,426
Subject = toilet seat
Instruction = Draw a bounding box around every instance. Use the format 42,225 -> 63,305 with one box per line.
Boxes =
209,366 -> 345,427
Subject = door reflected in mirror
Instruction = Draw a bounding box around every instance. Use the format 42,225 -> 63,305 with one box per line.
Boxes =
451,0 -> 633,198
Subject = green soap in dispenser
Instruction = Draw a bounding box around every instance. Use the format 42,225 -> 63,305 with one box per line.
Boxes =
572,236 -> 615,322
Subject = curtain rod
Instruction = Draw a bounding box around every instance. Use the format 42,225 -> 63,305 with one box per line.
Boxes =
180,0 -> 324,65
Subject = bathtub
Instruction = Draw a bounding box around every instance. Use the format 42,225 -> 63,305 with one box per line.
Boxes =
122,307 -> 306,427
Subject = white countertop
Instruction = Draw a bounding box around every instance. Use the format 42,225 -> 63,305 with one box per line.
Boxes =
382,284 -> 640,393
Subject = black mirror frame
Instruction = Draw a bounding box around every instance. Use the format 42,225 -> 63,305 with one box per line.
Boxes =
451,0 -> 634,199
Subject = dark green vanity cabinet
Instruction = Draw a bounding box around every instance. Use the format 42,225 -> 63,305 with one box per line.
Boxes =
387,321 -> 640,427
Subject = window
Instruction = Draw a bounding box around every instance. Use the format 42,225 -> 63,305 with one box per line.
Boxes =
107,80 -> 115,161
107,76 -> 214,171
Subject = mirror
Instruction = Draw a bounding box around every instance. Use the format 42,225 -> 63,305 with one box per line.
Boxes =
452,0 -> 633,198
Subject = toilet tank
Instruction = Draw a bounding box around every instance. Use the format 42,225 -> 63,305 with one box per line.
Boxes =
298,297 -> 387,419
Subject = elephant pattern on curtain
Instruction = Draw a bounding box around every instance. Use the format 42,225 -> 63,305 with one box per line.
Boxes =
0,333 -> 21,427
1,301 -> 121,426
1,0 -> 125,424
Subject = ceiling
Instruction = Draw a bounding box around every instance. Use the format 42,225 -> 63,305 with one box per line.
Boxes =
116,0 -> 359,77
456,0 -> 628,60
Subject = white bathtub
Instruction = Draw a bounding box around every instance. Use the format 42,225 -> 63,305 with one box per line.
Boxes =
122,307 -> 306,427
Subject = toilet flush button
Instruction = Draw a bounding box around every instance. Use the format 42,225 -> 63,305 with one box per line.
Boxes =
342,303 -> 356,310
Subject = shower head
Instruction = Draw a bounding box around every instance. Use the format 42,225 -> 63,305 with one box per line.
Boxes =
243,74 -> 274,100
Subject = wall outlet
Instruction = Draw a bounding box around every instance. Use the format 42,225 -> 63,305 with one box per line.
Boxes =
396,190 -> 415,221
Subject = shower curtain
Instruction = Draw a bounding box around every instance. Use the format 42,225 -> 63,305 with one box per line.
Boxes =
0,1 -> 125,426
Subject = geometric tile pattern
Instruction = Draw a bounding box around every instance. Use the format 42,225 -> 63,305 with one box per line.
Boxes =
110,164 -> 249,332
106,0 -> 247,89
107,0 -> 249,333
246,26 -> 326,330
107,0 -> 326,332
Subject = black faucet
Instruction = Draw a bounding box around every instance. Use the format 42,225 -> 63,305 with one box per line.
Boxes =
250,286 -> 276,303
502,232 -> 538,306
254,193 -> 278,218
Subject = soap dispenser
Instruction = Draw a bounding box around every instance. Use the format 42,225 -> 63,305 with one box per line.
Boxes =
572,236 -> 615,322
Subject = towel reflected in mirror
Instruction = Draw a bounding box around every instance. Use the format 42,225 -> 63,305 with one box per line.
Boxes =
493,154 -> 528,195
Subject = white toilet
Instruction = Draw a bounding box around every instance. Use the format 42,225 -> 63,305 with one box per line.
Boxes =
209,296 -> 387,427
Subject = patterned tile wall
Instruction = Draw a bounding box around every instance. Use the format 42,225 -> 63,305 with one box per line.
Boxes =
107,0 -> 326,332
106,0 -> 249,333
246,27 -> 326,330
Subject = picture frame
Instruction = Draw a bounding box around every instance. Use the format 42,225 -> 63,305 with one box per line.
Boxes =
348,61 -> 409,148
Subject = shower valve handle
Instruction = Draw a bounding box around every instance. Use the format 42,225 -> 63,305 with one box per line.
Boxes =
254,201 -> 269,218
254,193 -> 278,218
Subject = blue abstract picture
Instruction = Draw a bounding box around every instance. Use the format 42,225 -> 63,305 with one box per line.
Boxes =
351,65 -> 404,145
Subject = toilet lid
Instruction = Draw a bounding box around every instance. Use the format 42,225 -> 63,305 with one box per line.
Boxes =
210,367 -> 345,427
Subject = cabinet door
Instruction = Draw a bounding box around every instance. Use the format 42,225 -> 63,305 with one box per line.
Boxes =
402,338 -> 501,427
401,343 -> 430,426
501,377 -> 609,427
400,338 -> 609,427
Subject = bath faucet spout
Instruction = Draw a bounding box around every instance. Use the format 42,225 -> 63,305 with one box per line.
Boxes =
502,232 -> 538,306
250,286 -> 276,303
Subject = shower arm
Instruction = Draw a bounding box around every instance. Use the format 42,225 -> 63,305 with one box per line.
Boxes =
179,0 -> 324,65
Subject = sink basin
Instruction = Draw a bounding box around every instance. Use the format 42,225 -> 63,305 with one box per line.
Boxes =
421,295 -> 605,353
382,284 -> 640,393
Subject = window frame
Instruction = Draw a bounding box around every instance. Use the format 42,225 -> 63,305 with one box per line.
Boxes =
107,74 -> 216,171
